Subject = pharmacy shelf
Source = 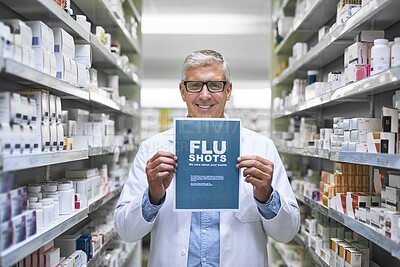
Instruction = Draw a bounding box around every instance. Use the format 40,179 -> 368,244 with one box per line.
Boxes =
272,0 -> 296,23
0,58 -> 90,100
1,0 -> 90,42
73,0 -> 141,54
296,194 -> 400,260
89,92 -> 120,111
274,66 -> 400,118
296,194 -> 329,218
272,36 -> 351,87
90,34 -> 140,85
87,229 -> 118,267
329,208 -> 400,259
0,208 -> 88,267
88,187 -> 122,214
272,241 -> 314,267
126,0 -> 142,23
278,147 -> 330,160
1,149 -> 88,173
330,151 -> 400,170
88,146 -> 114,157
279,146 -> 400,170
281,0 -> 296,14
272,0 -> 400,87
275,0 -> 337,55
293,234 -> 329,267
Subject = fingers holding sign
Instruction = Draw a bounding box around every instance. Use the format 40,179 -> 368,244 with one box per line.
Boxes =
236,155 -> 274,203
146,151 -> 178,204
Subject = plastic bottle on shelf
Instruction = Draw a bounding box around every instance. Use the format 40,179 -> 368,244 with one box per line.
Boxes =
40,198 -> 54,226
391,37 -> 400,68
370,38 -> 390,75
29,202 -> 43,230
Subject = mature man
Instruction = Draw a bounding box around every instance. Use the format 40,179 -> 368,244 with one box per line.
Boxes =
114,49 -> 300,267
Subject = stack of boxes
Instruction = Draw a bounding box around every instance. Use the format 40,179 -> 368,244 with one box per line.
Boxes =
19,90 -> 64,153
329,237 -> 369,267
301,212 -> 346,262
2,20 -> 35,68
26,21 -> 57,77
0,183 -> 32,252
320,163 -> 369,208
343,31 -> 384,85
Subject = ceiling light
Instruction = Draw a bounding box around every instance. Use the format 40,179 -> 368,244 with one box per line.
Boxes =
142,14 -> 269,35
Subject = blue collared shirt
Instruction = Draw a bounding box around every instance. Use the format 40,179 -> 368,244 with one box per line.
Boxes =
142,188 -> 281,266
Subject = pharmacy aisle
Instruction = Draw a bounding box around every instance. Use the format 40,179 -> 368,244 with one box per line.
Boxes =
271,0 -> 400,266
0,0 -> 142,266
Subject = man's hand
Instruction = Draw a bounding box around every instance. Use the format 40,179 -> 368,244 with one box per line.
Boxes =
236,155 -> 274,203
146,151 -> 178,204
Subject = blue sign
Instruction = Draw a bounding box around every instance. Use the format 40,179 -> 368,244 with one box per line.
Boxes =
174,118 -> 241,210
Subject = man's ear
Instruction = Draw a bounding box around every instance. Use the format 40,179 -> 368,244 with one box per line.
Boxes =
226,82 -> 232,100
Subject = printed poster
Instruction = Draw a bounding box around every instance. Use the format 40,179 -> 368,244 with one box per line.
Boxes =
174,118 -> 241,211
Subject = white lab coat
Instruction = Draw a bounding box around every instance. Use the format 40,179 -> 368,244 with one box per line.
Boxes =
114,127 -> 300,267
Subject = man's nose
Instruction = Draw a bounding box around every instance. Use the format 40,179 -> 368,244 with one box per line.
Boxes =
199,84 -> 211,98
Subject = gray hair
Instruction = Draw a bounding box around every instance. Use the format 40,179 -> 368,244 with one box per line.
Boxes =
180,49 -> 230,82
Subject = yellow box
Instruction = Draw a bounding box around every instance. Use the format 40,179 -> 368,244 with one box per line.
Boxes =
64,137 -> 74,150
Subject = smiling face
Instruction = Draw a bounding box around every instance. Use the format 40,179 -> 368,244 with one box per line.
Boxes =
179,64 -> 232,118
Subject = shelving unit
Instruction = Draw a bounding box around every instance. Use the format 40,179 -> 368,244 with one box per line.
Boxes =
274,0 -> 337,55
72,0 -> 141,54
0,0 -> 142,266
274,66 -> 400,118
273,0 -> 400,87
0,209 -> 88,267
0,58 -> 90,100
88,187 -> 122,213
0,0 -> 91,42
1,150 -> 88,173
293,235 -> 330,267
296,194 -> 400,260
86,229 -> 118,267
271,0 -> 400,266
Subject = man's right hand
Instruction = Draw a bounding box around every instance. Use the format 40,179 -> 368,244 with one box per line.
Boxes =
145,151 -> 178,204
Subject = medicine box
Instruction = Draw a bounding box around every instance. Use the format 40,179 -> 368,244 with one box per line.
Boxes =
53,27 -> 75,59
25,21 -> 53,51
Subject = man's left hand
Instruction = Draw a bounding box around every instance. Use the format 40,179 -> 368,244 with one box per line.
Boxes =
236,155 -> 274,203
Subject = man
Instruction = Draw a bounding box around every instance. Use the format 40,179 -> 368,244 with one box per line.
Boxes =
114,49 -> 300,266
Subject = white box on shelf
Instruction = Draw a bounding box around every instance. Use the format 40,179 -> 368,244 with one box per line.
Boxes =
3,20 -> 32,49
343,64 -> 364,84
75,44 -> 92,69
367,132 -> 396,154
41,122 -> 50,152
382,106 -> 398,133
11,213 -> 26,245
70,59 -> 78,86
32,47 -> 51,75
318,26 -> 330,42
383,210 -> 400,240
76,62 -> 87,88
292,42 -> 308,61
0,22 -> 14,59
20,89 -> 50,123
55,53 -> 71,82
351,117 -> 381,130
76,15 -> 91,33
25,21 -> 53,51
53,27 -> 75,59
50,52 -> 57,78
277,17 -> 294,37
345,42 -> 369,67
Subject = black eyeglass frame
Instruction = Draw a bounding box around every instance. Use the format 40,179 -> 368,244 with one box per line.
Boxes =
182,80 -> 228,93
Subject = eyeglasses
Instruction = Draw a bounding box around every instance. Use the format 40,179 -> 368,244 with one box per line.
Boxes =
183,81 -> 227,93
